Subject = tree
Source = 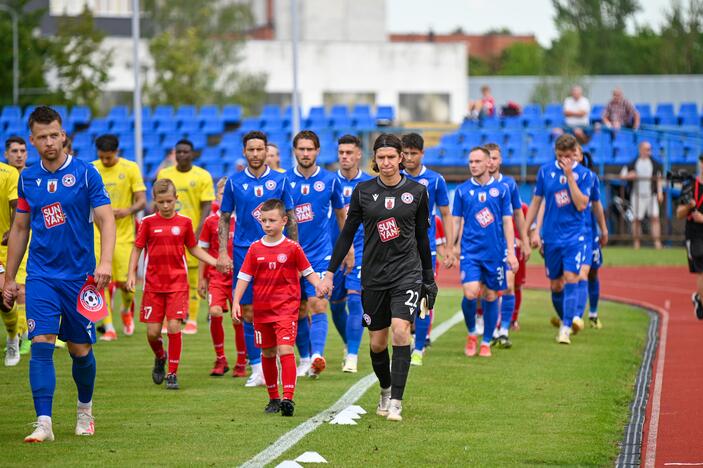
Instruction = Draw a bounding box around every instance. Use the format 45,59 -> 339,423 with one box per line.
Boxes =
498,42 -> 545,75
50,6 -> 113,115
532,32 -> 586,105
658,0 -> 703,74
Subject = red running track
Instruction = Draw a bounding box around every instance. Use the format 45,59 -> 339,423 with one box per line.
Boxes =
436,263 -> 703,467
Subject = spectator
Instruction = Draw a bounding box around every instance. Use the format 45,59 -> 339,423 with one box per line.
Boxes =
469,85 -> 496,119
603,88 -> 640,131
563,85 -> 591,143
620,141 -> 663,249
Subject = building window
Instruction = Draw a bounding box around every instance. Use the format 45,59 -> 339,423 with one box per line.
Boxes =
399,93 -> 451,123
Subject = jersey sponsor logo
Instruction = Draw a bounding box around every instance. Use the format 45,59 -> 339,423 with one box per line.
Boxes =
478,192 -> 486,203
171,226 -> 181,235
295,203 -> 314,223
265,180 -> 277,190
475,207 -> 495,227
343,186 -> 353,197
559,175 -> 567,184
489,187 -> 500,197
419,178 -> 429,186
377,217 -> 400,242
385,197 -> 395,210
62,174 -> 76,187
47,179 -> 58,193
254,185 -> 264,197
401,192 -> 414,204
555,189 -> 571,207
301,184 -> 310,195
41,202 -> 66,228
372,194 -> 379,201
252,202 -> 263,221
277,253 -> 288,263
314,181 -> 325,192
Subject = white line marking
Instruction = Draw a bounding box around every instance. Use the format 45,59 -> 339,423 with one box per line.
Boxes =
664,463 -> 703,466
241,311 -> 464,468
644,304 -> 669,468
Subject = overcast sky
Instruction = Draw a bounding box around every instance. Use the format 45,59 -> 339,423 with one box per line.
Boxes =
387,0 -> 674,46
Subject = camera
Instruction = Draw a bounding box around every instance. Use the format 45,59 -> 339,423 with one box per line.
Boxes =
668,170 -> 695,205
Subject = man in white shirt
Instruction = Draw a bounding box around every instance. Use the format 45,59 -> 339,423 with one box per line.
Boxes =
563,86 -> 591,143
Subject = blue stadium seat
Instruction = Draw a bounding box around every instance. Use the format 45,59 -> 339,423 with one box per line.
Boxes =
156,120 -> 177,135
179,119 -> 200,134
160,133 -> 181,150
222,105 -> 242,125
110,120 -> 131,134
141,133 -> 159,150
72,132 -> 93,149
175,105 -> 197,122
202,119 -> 224,135
121,147 -> 135,161
239,117 -> 261,132
107,106 -> 129,123
375,106 -> 394,126
88,118 -> 110,136
330,105 -> 348,118
522,114 -> 543,129
481,130 -> 503,145
144,148 -> 164,164
220,131 -> 241,147
458,130 -> 481,147
480,118 -> 500,130
68,105 -> 92,127
1,105 -> 21,121
682,137 -> 702,162
590,104 -> 605,124
635,103 -> 654,126
522,104 -> 542,116
459,118 -> 479,132
153,105 -> 175,123
662,138 -> 685,164
331,115 -> 352,129
352,104 -> 372,120
423,147 -> 441,166
439,133 -> 461,146
281,106 -> 302,129
504,130 -> 524,146
205,162 -> 227,180
186,133 -> 207,150
679,102 -> 699,126
655,103 -> 676,126
118,133 -> 135,150
22,105 -> 37,122
504,140 -> 523,164
199,105 -> 219,120
502,117 -> 522,130
4,121 -> 24,136
199,147 -> 222,163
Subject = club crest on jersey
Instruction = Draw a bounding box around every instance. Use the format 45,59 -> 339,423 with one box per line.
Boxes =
363,313 -> 371,325
190,181 -> 196,187
41,202 -> 66,229
343,186 -> 353,197
118,173 -> 126,180
62,174 -> 75,187
47,179 -> 58,193
265,180 -> 277,190
489,188 -> 500,197
478,192 -> 487,203
385,197 -> 395,210
254,185 -> 264,197
277,253 -> 288,263
377,217 -> 400,242
419,178 -> 429,187
295,203 -> 314,223
314,181 -> 325,192
401,192 -> 414,204
301,184 -> 310,195
559,175 -> 567,184
252,202 -> 264,221
171,226 -> 181,235
27,319 -> 35,333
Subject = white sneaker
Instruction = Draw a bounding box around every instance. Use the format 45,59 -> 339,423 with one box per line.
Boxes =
571,316 -> 585,335
296,358 -> 311,377
475,315 -> 484,336
75,407 -> 94,436
5,337 -> 20,366
376,387 -> 391,417
24,417 -> 54,443
557,326 -> 571,345
342,354 -> 358,373
244,371 -> 265,387
387,399 -> 403,421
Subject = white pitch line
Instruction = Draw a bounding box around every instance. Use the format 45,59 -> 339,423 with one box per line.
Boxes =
644,305 -> 670,468
664,463 -> 703,466
241,310 -> 464,468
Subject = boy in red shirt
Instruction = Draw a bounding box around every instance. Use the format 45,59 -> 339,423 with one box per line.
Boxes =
198,177 -> 247,377
126,179 -> 217,390
232,198 -> 321,417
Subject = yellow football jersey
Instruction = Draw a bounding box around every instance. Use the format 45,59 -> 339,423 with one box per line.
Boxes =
156,164 -> 214,230
0,162 -> 19,264
93,158 -> 146,244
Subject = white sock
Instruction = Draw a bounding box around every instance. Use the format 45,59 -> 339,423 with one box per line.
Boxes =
299,357 -> 311,364
560,325 -> 571,335
37,415 -> 52,425
251,362 -> 262,375
589,312 -> 598,318
499,327 -> 509,337
78,400 -> 92,411
104,323 -> 115,332
311,353 -> 321,361
7,336 -> 18,345
347,353 -> 357,359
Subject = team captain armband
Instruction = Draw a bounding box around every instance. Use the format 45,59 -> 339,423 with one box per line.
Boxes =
17,197 -> 30,212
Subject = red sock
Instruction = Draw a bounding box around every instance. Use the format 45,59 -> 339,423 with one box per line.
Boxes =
148,336 -> 166,359
512,287 -> 522,322
280,353 -> 297,400
233,322 -> 247,365
167,332 -> 182,374
261,355 -> 280,399
129,294 -> 135,318
210,315 -> 225,358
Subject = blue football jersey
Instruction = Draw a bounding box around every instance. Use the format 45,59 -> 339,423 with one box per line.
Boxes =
287,166 -> 344,267
496,173 -> 523,211
534,161 -> 593,246
220,166 -> 294,248
452,177 -> 513,262
329,169 -> 373,264
584,171 -> 601,242
17,155 -> 111,280
403,165 -> 450,253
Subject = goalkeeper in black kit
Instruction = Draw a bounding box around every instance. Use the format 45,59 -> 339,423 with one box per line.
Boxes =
317,134 -> 437,422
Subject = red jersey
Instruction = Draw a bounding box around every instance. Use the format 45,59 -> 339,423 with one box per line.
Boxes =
435,215 -> 446,245
136,213 -> 197,293
198,211 -> 234,284
514,203 -> 528,238
237,237 -> 313,323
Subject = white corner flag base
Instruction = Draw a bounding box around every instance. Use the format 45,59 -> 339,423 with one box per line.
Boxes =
346,405 -> 367,414
295,451 -> 328,463
275,461 -> 303,468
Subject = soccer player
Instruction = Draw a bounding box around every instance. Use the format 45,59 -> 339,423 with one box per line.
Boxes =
126,179 -> 217,390
93,134 -> 146,341
156,140 -> 214,334
484,142 -> 531,347
198,177 -> 247,377
287,130 -> 349,378
511,202 -> 529,329
452,146 -> 518,358
319,133 -> 438,422
233,198 -> 321,417
266,143 -> 285,173
525,134 -> 593,344
3,106 -> 116,442
216,131 -> 296,387
400,133 -> 455,366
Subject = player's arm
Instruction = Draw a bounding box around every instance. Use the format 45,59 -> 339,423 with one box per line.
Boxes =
216,211 -> 233,273
503,215 -> 518,271
438,205 -> 456,268
512,206 -> 531,261
197,261 -> 208,299
524,195 -> 543,249
187,245 -> 217,267
2,199 -> 17,246
93,204 -> 116,289
321,187 -> 363,294
125,245 -> 143,292
285,209 -> 298,241
114,191 -> 146,219
335,207 -> 355,273
592,200 -> 609,246
415,190 -> 438,310
2,210 -> 29,306
562,162 -> 589,211
231,277 -> 250,320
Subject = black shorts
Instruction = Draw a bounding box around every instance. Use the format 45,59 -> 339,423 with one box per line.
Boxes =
687,239 -> 703,273
361,283 -> 422,331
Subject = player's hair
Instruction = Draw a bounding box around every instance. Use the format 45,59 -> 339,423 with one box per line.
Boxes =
293,130 -> 320,149
153,178 -> 177,197
28,106 -> 62,130
582,150 -> 594,170
372,133 -> 404,172
216,176 -> 227,191
175,139 -> 194,150
401,133 -> 424,151
555,133 -> 578,151
260,198 -> 286,217
63,134 -> 72,151
4,135 -> 26,150
469,145 -> 490,158
267,142 -> 278,150
483,142 -> 501,155
337,134 -> 361,148
95,134 -> 119,152
243,131 -> 267,147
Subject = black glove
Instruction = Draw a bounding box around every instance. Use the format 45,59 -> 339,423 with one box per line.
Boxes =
421,269 -> 438,311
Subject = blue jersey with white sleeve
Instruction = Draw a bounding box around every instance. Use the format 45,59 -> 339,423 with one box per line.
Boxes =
220,166 -> 294,249
534,161 -> 593,246
17,155 -> 111,280
329,169 -> 373,264
584,171 -> 601,242
497,173 -> 523,211
288,166 -> 344,268
452,177 -> 513,262
403,165 -> 450,254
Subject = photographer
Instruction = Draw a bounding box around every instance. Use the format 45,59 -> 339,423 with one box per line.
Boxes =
676,154 -> 703,319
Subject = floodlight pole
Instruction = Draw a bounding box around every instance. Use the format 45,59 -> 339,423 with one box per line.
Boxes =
290,0 -> 300,136
0,4 -> 19,105
132,0 -> 143,171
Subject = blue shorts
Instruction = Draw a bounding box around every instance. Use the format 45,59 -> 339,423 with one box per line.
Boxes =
543,242 -> 583,280
301,260 -> 328,298
345,265 -> 362,292
26,277 -> 96,344
582,241 -> 593,271
591,242 -> 603,269
460,258 -> 506,292
233,245 -> 254,305
330,269 -> 347,302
